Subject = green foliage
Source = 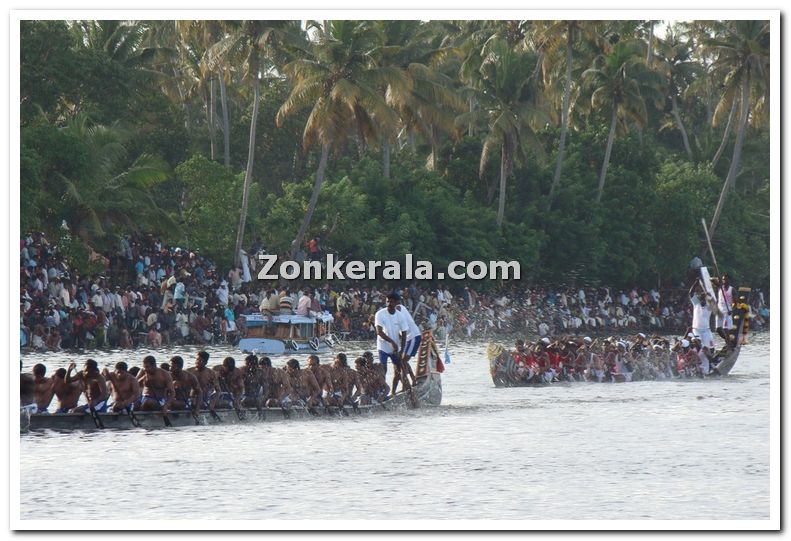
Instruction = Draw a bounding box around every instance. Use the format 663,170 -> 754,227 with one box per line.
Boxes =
54,231 -> 104,276
18,19 -> 771,290
175,154 -> 249,267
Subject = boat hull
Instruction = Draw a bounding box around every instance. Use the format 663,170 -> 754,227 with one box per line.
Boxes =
25,373 -> 442,432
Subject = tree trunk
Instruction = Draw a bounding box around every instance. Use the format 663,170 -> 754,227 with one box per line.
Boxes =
468,97 -> 475,138
430,125 -> 438,171
172,67 -> 191,131
709,72 -> 751,239
646,21 -> 654,66
233,77 -> 261,266
596,104 -> 618,203
383,138 -> 390,179
712,98 -> 737,168
218,70 -> 231,168
671,94 -> 693,159
548,27 -> 574,209
291,142 -> 331,259
496,142 -> 508,228
208,78 -> 216,161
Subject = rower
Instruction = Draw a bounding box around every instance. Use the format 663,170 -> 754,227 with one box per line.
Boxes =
21,373 -> 36,413
215,357 -> 244,410
354,357 -> 388,405
169,356 -> 202,412
306,355 -> 331,405
188,351 -> 223,412
363,353 -> 390,400
136,355 -> 175,412
51,368 -> 83,413
241,355 -> 265,409
261,357 -> 292,408
285,358 -> 321,408
102,361 -> 141,412
32,363 -> 56,413
66,359 -> 110,413
326,353 -> 355,407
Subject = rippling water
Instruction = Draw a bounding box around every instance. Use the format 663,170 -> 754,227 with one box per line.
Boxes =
19,333 -> 770,521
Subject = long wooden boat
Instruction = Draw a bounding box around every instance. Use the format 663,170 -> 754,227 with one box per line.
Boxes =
22,334 -> 444,433
488,295 -> 750,388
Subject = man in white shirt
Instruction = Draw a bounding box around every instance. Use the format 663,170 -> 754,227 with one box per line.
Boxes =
715,274 -> 734,338
374,292 -> 406,380
691,287 -> 718,350
395,301 -> 421,389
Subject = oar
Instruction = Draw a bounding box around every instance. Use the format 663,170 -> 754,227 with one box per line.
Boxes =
162,410 -> 173,427
88,405 -> 105,429
701,218 -> 721,279
124,405 -> 141,428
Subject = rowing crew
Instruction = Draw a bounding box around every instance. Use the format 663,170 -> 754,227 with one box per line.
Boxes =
497,332 -> 729,384
23,350 -> 394,416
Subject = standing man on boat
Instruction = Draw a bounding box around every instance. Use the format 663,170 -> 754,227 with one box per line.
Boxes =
32,364 -> 56,413
137,355 -> 175,413
168,356 -> 202,412
102,361 -> 141,412
395,301 -> 420,388
66,359 -> 110,413
690,284 -> 719,352
189,351 -> 222,412
715,274 -> 735,341
374,292 -> 406,378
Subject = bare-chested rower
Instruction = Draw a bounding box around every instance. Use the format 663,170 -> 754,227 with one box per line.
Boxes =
326,353 -> 359,408
306,355 -> 331,406
101,361 -> 141,412
241,355 -> 266,409
66,359 -> 110,413
261,357 -> 292,408
354,357 -> 389,405
136,355 -> 175,413
188,351 -> 223,412
285,358 -> 321,409
215,357 -> 245,410
32,363 -> 56,413
168,356 -> 202,413
51,368 -> 83,413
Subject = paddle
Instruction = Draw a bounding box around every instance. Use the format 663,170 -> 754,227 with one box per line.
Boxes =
88,404 -> 105,429
162,410 -> 173,427
124,405 -> 141,428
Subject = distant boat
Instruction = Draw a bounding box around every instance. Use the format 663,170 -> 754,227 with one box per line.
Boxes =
487,285 -> 751,387
237,312 -> 339,355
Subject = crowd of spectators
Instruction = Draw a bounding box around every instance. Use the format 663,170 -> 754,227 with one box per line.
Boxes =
20,231 -> 770,353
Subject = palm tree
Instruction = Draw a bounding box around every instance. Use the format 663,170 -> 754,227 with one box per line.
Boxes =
58,114 -> 172,242
208,20 -> 302,265
704,20 -> 770,238
532,20 -> 602,208
457,35 -> 547,228
655,29 -> 701,160
276,20 -> 403,258
582,39 -> 664,203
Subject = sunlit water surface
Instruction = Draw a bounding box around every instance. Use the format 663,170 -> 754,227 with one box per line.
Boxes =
19,333 -> 770,520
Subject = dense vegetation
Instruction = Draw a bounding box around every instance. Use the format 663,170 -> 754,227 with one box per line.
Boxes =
19,20 -> 770,288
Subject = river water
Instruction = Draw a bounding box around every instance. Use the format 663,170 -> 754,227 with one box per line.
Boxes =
18,333 -> 770,522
